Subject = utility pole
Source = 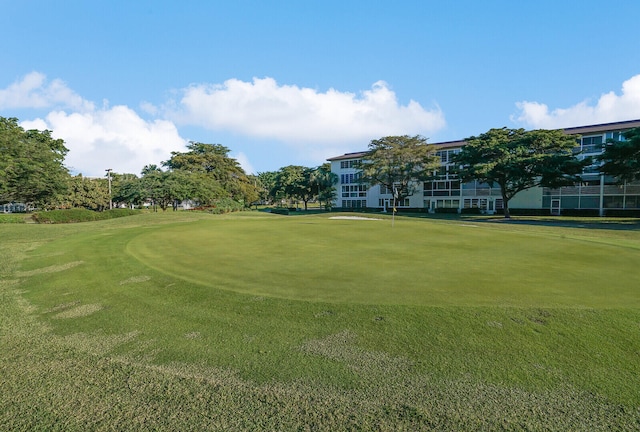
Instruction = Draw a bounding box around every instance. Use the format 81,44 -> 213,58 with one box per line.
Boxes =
105,168 -> 113,210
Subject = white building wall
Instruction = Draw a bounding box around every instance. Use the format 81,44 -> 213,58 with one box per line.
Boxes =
509,187 -> 543,209
329,119 -> 640,215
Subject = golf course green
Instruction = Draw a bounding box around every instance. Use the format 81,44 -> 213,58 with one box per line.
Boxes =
126,214 -> 640,307
2,211 -> 639,430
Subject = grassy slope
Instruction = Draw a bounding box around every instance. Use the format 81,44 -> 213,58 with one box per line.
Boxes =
1,212 -> 640,431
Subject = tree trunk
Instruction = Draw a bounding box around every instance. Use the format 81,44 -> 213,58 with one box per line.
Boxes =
502,191 -> 511,219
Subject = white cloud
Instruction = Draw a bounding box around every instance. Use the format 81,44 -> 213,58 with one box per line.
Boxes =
172,77 -> 446,147
21,107 -> 187,177
1,72 -> 188,177
5,72 -> 445,176
513,74 -> 640,129
231,152 -> 255,175
140,101 -> 159,116
0,71 -> 94,111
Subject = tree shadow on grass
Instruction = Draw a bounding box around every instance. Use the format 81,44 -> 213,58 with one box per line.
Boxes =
358,210 -> 640,231
279,208 -> 640,231
465,216 -> 640,231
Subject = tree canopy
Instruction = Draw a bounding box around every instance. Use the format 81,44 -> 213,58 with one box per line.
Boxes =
597,127 -> 640,183
311,163 -> 338,209
268,164 -> 337,210
164,142 -> 258,205
357,135 -> 440,204
0,117 -> 70,208
66,175 -> 110,211
454,128 -> 588,218
272,165 -> 313,210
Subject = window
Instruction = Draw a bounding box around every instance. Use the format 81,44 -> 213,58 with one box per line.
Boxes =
343,199 -> 366,208
561,196 -> 579,209
604,195 -> 624,208
380,184 -> 402,195
581,136 -> 603,154
436,199 -> 459,209
605,132 -> 623,142
342,185 -> 367,197
579,196 -> 599,209
340,159 -> 361,169
625,196 -> 639,209
463,198 -> 488,210
340,173 -> 361,184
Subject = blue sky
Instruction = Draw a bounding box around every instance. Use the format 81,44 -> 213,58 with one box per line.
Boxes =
2,1 -> 640,177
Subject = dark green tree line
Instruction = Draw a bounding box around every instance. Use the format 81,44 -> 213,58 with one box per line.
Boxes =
0,116 -> 70,208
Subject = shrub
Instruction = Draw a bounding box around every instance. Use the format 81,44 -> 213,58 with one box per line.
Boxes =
460,208 -> 481,215
561,208 -> 600,217
434,207 -> 459,214
604,209 -> 640,217
189,199 -> 248,214
32,208 -> 140,224
270,208 -> 290,215
0,214 -> 27,224
508,208 -> 549,216
396,207 -> 428,213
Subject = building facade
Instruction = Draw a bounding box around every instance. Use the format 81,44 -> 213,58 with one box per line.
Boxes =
328,119 -> 640,215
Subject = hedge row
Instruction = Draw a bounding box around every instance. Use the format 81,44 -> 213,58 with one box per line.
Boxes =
32,208 -> 140,224
188,198 -> 249,214
270,208 -> 291,215
0,214 -> 27,224
604,209 -> 640,217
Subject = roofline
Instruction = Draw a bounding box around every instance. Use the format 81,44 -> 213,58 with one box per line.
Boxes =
561,118 -> 640,135
327,119 -> 640,161
327,151 -> 369,161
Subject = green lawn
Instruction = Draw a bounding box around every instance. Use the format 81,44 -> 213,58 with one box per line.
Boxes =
2,211 -> 640,430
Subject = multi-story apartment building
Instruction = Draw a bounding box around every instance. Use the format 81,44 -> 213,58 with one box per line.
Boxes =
328,119 -> 640,215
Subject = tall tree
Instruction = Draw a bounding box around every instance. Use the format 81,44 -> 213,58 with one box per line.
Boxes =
0,117 -> 70,208
164,142 -> 257,205
139,165 -> 167,211
112,173 -> 144,208
597,127 -> 640,182
66,175 -> 110,210
454,128 -> 588,218
357,135 -> 440,206
311,163 -> 338,209
273,165 -> 315,210
257,171 -> 280,204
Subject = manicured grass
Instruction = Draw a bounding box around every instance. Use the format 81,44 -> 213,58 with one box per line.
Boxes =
0,213 -> 27,223
2,211 -> 640,430
126,215 -> 640,307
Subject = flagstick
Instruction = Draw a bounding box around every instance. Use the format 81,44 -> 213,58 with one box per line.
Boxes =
392,189 -> 397,228
392,206 -> 395,227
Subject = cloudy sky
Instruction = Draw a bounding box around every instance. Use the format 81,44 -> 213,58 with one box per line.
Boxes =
1,1 -> 640,177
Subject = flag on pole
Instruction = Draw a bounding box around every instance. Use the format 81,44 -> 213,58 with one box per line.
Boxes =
393,187 -> 398,213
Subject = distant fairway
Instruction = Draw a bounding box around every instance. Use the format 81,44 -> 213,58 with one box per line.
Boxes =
127,214 -> 640,307
3,211 -> 640,430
